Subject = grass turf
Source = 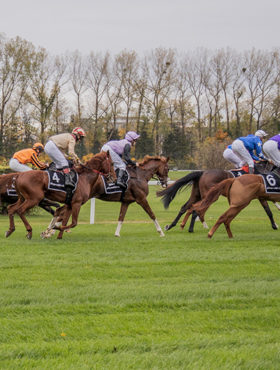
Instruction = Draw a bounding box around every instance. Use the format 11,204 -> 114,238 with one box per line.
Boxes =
0,180 -> 280,368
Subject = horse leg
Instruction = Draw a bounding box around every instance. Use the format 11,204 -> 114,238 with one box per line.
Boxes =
259,199 -> 278,230
274,202 -> 280,211
208,203 -> 249,239
115,203 -> 129,237
6,200 -> 23,237
165,201 -> 190,231
188,211 -> 199,232
136,197 -> 165,237
59,203 -> 81,233
180,210 -> 192,230
57,207 -> 72,239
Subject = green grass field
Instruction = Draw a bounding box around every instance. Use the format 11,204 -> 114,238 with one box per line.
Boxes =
0,175 -> 280,369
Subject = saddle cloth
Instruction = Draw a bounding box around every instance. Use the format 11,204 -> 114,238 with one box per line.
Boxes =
260,173 -> 280,194
46,169 -> 78,193
6,184 -> 17,197
101,169 -> 130,194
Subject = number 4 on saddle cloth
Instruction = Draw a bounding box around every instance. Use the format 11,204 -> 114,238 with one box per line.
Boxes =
102,169 -> 130,194
46,170 -> 78,193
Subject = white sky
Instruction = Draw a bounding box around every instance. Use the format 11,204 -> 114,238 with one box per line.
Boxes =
1,0 -> 280,55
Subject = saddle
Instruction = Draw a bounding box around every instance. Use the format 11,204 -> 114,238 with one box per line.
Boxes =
102,169 -> 130,194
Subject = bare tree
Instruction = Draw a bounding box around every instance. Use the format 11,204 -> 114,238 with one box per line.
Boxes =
25,48 -> 67,142
68,50 -> 88,126
144,48 -> 176,154
0,36 -> 32,154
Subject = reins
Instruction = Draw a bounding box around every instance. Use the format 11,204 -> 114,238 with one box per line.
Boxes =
79,156 -> 112,178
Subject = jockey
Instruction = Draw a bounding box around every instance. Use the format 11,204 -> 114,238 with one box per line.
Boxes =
262,133 -> 280,168
231,130 -> 268,174
44,127 -> 86,188
222,144 -> 243,168
9,143 -> 47,172
101,131 -> 140,188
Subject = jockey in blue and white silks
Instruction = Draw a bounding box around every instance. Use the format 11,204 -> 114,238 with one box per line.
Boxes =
101,131 -> 140,188
232,130 -> 268,174
263,134 -> 280,167
223,144 -> 243,168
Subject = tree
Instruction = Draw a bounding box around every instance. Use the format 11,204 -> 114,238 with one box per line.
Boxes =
0,36 -> 32,155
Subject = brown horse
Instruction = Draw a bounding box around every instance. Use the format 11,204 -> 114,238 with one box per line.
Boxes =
157,162 -> 278,232
0,172 -> 60,215
192,174 -> 280,238
42,155 -> 170,239
5,151 -> 115,239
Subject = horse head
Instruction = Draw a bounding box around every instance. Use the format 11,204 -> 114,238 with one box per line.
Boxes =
82,151 -> 116,181
139,155 -> 169,187
156,156 -> 169,187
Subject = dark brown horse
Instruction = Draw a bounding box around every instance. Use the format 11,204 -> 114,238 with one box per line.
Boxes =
192,173 -> 280,238
157,162 -> 278,232
42,155 -> 170,239
5,151 -> 115,239
0,172 -> 60,215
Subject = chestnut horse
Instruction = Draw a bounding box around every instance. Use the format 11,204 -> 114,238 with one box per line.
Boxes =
42,155 -> 170,239
192,174 -> 280,239
157,162 -> 278,232
5,151 -> 115,239
0,172 -> 59,215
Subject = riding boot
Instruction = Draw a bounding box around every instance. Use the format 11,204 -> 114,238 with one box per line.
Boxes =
249,167 -> 254,174
116,169 -> 126,188
64,172 -> 75,189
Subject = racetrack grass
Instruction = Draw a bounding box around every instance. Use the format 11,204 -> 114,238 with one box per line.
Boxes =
0,185 -> 280,368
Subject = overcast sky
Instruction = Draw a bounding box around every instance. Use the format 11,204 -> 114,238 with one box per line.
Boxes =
1,0 -> 279,55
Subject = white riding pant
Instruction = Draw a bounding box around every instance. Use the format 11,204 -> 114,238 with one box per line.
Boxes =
232,139 -> 254,168
9,158 -> 31,172
101,144 -> 126,170
223,148 -> 243,168
45,140 -> 68,169
263,140 -> 280,167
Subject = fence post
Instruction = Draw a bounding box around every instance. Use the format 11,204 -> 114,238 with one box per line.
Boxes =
90,198 -> 95,224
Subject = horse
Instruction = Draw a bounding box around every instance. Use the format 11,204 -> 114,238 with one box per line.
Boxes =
157,161 -> 278,232
41,155 -> 170,239
191,173 -> 280,238
5,151 -> 115,239
0,172 -> 60,215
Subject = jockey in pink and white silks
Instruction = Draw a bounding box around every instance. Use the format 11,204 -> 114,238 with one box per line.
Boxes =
231,130 -> 268,174
223,145 -> 243,168
101,131 -> 140,188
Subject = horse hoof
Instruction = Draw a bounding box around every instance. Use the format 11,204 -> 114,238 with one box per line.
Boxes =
208,233 -> 212,239
114,234 -> 120,237
5,230 -> 13,238
26,233 -> 32,240
164,225 -> 170,231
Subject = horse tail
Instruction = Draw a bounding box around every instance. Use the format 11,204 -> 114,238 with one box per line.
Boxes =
192,178 -> 235,218
156,171 -> 204,209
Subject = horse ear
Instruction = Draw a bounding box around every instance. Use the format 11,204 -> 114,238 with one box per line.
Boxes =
166,157 -> 170,162
106,150 -> 110,158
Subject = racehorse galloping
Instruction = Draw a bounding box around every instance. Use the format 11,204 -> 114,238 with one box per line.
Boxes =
43,155 -> 170,239
157,161 -> 278,232
0,172 -> 59,215
5,151 -> 115,239
192,174 -> 280,238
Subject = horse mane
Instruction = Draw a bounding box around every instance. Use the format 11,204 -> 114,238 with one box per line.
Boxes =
139,155 -> 164,166
75,152 -> 107,174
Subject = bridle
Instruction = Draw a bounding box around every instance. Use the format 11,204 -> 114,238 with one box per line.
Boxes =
152,163 -> 169,187
79,157 -> 114,180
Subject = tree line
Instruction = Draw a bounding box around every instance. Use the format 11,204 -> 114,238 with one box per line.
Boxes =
1,33 -> 280,169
